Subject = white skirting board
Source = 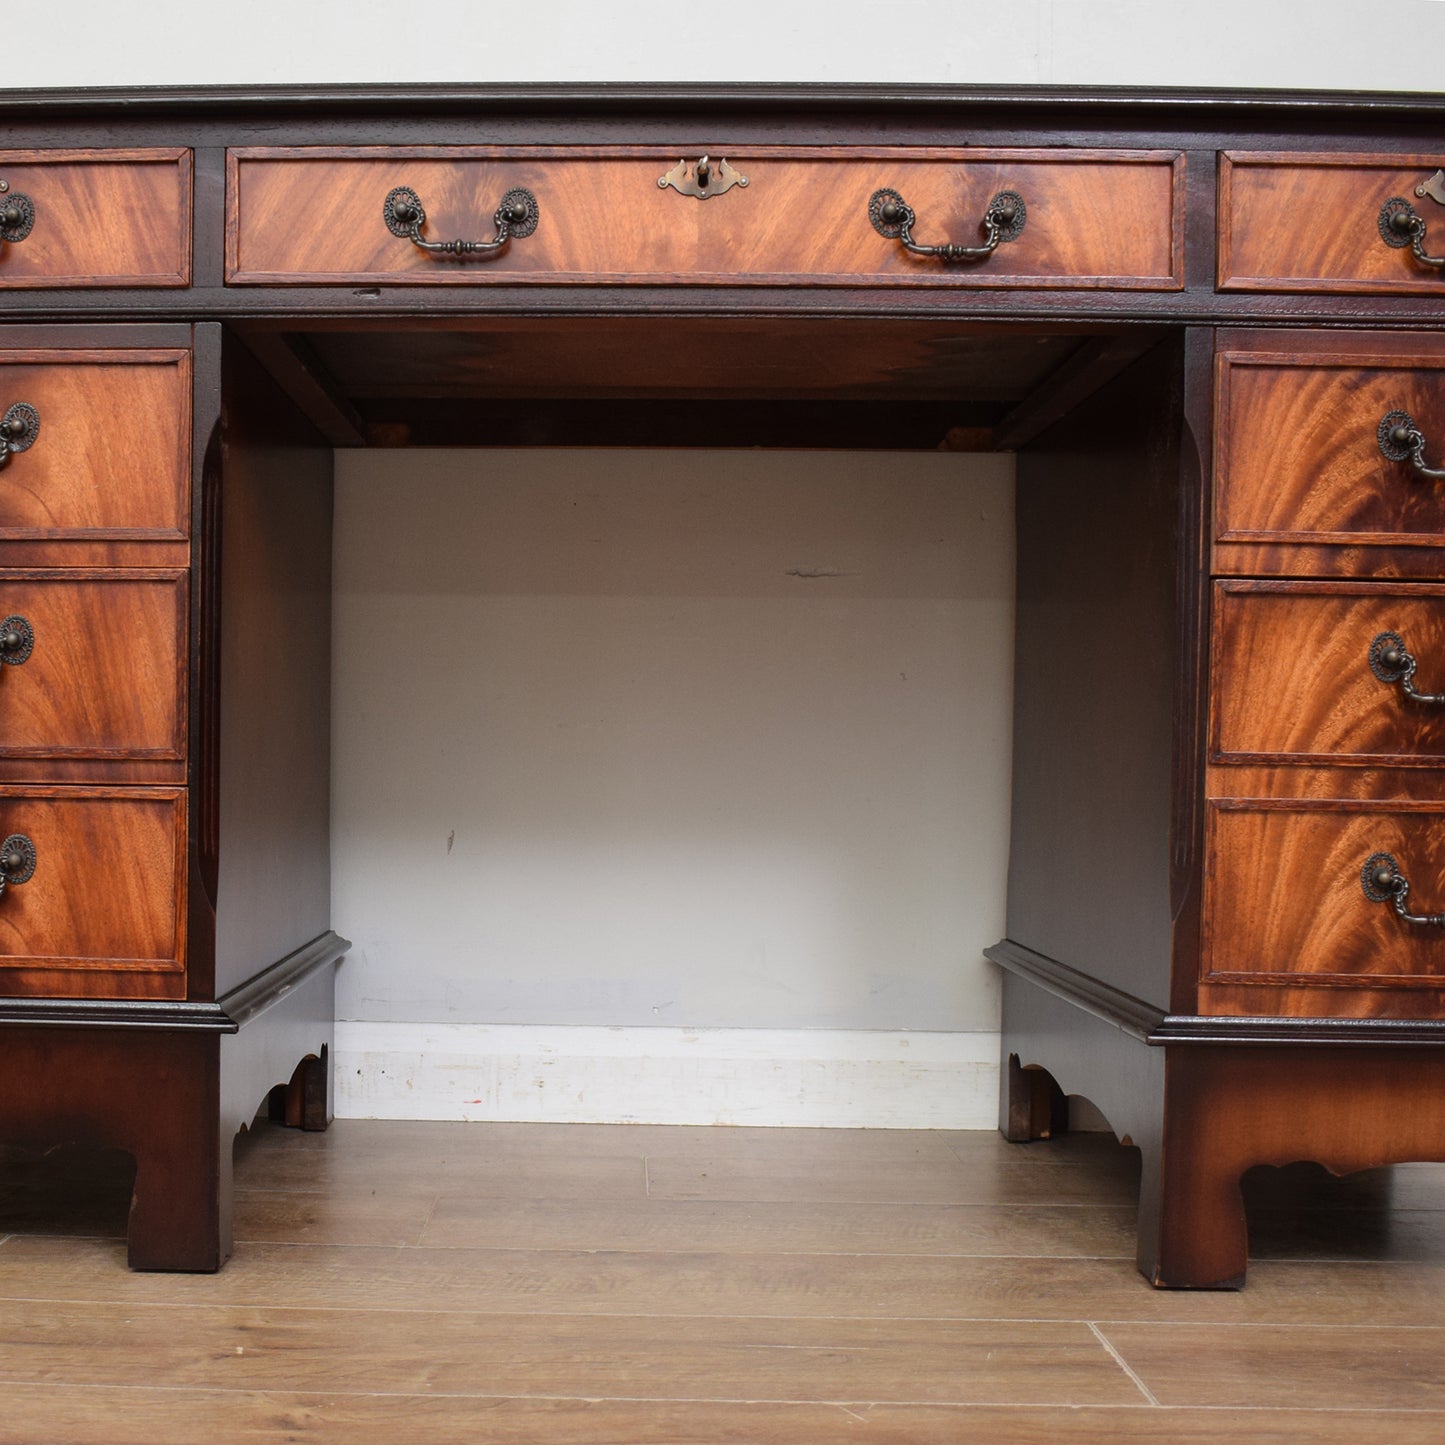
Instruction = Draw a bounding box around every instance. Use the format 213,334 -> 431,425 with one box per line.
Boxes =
333,1023 -> 1001,1129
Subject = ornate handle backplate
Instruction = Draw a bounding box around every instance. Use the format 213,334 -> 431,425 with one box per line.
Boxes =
1378,409 -> 1445,480
383,185 -> 539,259
1379,197 -> 1445,269
868,187 -> 1026,263
1362,851 -> 1445,927
0,402 -> 38,470
1370,631 -> 1445,705
0,833 -> 36,897
0,616 -> 33,666
0,180 -> 34,246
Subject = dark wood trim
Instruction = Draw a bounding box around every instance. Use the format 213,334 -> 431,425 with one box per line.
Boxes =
985,938 -> 1165,1040
230,329 -> 367,446
6,83 -> 1445,121
217,929 -> 350,1030
0,997 -> 234,1030
992,335 -> 1159,451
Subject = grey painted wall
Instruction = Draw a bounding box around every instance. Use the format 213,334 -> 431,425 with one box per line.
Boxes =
333,450 -> 1013,1031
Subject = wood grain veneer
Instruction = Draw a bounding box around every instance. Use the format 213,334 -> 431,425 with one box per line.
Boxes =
226,146 -> 1184,289
0,149 -> 191,289
0,350 -> 190,544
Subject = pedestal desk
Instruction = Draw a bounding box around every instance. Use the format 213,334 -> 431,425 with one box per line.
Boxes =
2,84 -> 1445,1285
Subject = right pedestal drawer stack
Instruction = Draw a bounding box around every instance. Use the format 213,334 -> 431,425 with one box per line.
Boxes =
1206,330 -> 1445,1019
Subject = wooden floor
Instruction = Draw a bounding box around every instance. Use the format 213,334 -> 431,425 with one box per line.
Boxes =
2,1120 -> 1445,1442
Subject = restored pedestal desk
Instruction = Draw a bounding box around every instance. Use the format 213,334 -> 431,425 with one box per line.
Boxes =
2,84 -> 1445,1285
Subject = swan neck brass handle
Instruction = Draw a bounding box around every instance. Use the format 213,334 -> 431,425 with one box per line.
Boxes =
0,402 -> 39,470
1362,852 -> 1445,927
1370,631 -> 1445,705
1379,197 -> 1445,269
869,187 -> 1026,263
0,181 -> 34,246
1379,410 -> 1445,481
0,616 -> 33,666
0,833 -> 36,896
383,185 -> 539,259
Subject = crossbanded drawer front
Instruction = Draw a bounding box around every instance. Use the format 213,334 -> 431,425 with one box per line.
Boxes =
1204,801 -> 1445,991
0,149 -> 191,288
0,350 -> 190,542
1211,582 -> 1445,766
1220,152 -> 1445,295
226,146 -> 1184,289
0,571 -> 185,777
1215,347 -> 1445,554
0,786 -> 185,987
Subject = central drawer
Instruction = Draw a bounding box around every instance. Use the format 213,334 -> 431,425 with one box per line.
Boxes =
226,146 -> 1184,289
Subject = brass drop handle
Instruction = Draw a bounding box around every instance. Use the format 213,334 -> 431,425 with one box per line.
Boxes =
868,187 -> 1026,263
0,402 -> 38,469
383,185 -> 539,258
1378,410 -> 1445,480
1379,197 -> 1445,269
0,180 -> 34,246
1370,631 -> 1445,705
1362,851 -> 1445,927
0,833 -> 36,896
0,616 -> 33,666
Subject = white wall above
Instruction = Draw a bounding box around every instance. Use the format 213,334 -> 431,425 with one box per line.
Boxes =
15,1 -> 1445,92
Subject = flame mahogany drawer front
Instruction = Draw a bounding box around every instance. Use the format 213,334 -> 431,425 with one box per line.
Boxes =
1210,581 -> 1445,767
0,572 -> 186,784
1203,801 -> 1445,1002
0,786 -> 186,998
225,146 -> 1185,288
0,349 -> 191,542
1219,152 -> 1445,294
0,150 -> 191,288
1214,335 -> 1445,576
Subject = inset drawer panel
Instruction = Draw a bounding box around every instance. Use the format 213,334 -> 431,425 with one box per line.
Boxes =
1216,345 -> 1445,553
0,571 -> 186,773
0,150 -> 191,288
0,786 -> 185,985
0,350 -> 190,542
1220,152 -> 1445,294
227,147 -> 1184,289
1212,582 -> 1445,766
1204,801 -> 1445,991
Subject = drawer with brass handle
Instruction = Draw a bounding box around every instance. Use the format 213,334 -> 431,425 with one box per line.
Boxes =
1220,151 -> 1445,294
1210,581 -> 1445,766
0,784 -> 185,999
226,145 -> 1184,289
1214,334 -> 1445,575
0,349 -> 190,545
1202,800 -> 1445,1002
0,571 -> 186,783
0,149 -> 191,289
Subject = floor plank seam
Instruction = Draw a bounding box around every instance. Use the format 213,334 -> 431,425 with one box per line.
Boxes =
4,1382 -> 1445,1416
1088,1322 -> 1160,1406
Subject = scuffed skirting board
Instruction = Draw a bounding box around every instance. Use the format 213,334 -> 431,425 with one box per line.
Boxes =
334,1023 -> 1000,1129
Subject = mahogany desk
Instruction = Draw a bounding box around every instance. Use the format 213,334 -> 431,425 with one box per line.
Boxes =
1,84 -> 1444,1285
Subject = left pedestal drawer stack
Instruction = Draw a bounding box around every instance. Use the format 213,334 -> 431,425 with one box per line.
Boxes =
0,341 -> 192,1000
